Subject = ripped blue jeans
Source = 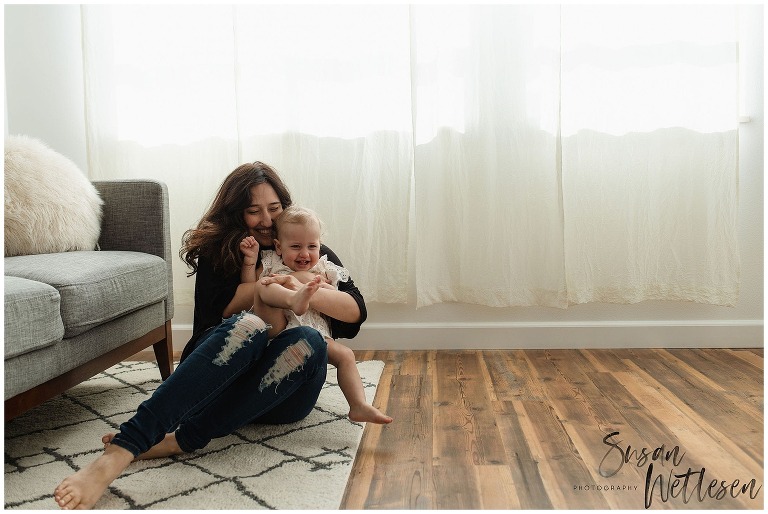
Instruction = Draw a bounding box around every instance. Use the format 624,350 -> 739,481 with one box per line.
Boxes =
111,312 -> 328,456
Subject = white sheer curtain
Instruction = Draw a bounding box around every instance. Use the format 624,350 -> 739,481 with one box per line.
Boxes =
81,5 -> 413,306
560,5 -> 739,306
412,5 -> 568,307
81,4 -> 740,309
411,4 -> 739,307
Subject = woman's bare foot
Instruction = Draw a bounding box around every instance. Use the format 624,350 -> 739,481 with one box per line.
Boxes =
53,444 -> 134,510
348,403 -> 393,424
102,433 -> 183,460
287,275 -> 322,316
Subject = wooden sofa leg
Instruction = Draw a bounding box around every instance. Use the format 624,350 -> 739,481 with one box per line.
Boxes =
153,320 -> 174,380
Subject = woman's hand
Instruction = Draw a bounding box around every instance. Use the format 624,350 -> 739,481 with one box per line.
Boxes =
262,272 -> 331,287
291,270 -> 331,285
260,273 -> 303,290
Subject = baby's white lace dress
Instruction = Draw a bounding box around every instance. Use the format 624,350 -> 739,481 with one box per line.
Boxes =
260,250 -> 350,339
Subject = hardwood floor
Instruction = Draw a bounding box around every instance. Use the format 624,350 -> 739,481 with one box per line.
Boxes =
343,349 -> 764,510
129,347 -> 763,509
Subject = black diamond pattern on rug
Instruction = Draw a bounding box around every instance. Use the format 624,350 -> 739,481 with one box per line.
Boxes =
4,360 -> 384,510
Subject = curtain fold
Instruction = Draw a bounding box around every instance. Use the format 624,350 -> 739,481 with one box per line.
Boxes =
81,4 -> 740,309
560,5 -> 740,306
411,5 -> 568,308
82,4 -> 413,306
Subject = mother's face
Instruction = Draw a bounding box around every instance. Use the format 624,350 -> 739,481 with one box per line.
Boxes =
243,183 -> 283,248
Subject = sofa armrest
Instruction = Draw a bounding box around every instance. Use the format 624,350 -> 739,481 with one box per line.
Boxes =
93,179 -> 174,320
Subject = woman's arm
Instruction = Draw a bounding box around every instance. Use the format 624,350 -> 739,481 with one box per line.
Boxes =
223,282 -> 258,318
259,275 -> 361,321
308,286 -> 361,323
191,255 -> 241,335
193,254 -> 264,322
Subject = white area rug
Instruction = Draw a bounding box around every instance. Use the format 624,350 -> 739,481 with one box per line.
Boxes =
4,360 -> 384,510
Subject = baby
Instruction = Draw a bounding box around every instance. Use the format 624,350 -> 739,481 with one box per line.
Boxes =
242,205 -> 392,425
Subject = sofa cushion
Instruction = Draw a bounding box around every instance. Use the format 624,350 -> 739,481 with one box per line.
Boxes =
4,276 -> 65,359
4,251 -> 168,338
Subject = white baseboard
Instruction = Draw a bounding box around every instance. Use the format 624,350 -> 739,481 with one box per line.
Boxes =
171,320 -> 763,351
172,326 -> 193,351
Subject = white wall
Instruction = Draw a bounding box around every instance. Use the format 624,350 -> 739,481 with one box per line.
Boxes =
5,5 -> 763,350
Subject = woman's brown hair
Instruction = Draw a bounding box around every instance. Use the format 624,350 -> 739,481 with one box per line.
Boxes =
180,161 -> 292,276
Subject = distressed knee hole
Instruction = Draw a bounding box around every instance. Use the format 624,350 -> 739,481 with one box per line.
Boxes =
213,313 -> 268,366
259,339 -> 314,392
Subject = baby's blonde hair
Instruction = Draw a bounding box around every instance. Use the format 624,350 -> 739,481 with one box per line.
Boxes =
274,205 -> 324,240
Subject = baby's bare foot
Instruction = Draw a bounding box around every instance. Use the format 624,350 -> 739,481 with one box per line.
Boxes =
53,444 -> 133,509
288,275 -> 322,316
101,433 -> 182,460
349,404 -> 393,424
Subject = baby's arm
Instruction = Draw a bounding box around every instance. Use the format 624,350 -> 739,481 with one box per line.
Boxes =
240,236 -> 260,283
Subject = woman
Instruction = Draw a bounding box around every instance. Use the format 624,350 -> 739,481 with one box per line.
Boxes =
53,162 -> 367,510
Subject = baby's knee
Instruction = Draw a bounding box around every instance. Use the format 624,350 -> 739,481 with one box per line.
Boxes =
327,340 -> 356,369
336,343 -> 355,364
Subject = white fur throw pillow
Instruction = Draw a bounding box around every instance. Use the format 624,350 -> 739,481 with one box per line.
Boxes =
4,135 -> 103,257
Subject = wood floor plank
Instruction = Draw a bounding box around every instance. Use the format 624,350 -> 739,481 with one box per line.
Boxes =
497,400 -> 556,509
657,349 -> 728,392
674,348 -> 763,391
342,351 -> 391,509
398,349 -> 433,376
740,348 -> 765,360
432,352 -> 506,466
627,351 -> 764,468
533,350 -> 625,431
520,398 -> 611,509
521,350 -> 636,509
581,348 -> 633,373
430,353 -> 488,507
344,349 -> 763,510
483,350 -> 547,401
589,368 -> 732,509
132,348 -> 761,509
479,350 -> 525,401
475,464 -> 522,509
349,373 -> 435,509
525,351 -> 648,509
618,365 -> 762,509
432,465 -> 482,509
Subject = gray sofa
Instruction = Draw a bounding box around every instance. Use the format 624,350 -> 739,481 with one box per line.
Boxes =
4,179 -> 175,419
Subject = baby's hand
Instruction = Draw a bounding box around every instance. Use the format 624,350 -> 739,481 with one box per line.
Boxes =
240,236 -> 259,261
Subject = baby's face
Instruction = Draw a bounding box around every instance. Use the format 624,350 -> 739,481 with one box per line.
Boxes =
275,222 -> 321,272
